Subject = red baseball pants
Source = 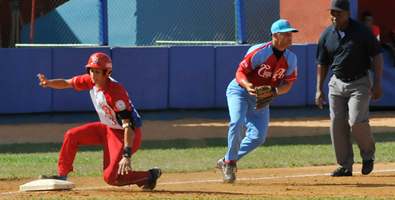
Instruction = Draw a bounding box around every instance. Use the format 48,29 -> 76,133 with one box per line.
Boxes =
58,122 -> 148,186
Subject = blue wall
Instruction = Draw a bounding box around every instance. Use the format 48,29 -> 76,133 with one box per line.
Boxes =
0,48 -> 53,113
112,47 -> 168,109
1,45 -> 394,114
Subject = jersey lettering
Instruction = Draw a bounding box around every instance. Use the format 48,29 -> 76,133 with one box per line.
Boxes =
258,64 -> 272,78
241,60 -> 249,70
102,105 -> 117,126
273,68 -> 286,82
72,74 -> 143,130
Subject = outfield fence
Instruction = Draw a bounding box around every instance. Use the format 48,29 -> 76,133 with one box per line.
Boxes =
1,0 -> 366,48
0,0 -> 282,48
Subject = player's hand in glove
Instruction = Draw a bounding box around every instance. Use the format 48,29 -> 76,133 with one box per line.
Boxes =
254,85 -> 277,110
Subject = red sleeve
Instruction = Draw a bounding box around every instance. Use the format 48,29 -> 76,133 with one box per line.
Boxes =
235,45 -> 267,85
106,83 -> 132,112
71,74 -> 93,91
235,65 -> 249,85
235,51 -> 255,85
283,69 -> 297,83
371,25 -> 380,38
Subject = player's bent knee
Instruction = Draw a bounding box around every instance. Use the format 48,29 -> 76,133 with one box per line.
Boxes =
229,120 -> 245,128
259,137 -> 266,144
63,130 -> 81,144
103,174 -> 118,186
349,118 -> 369,127
63,130 -> 73,140
253,137 -> 266,145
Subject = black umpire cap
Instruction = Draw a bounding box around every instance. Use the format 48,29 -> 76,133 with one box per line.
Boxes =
328,0 -> 350,11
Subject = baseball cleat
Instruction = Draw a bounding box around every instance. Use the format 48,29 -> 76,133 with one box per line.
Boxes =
218,159 -> 237,183
142,167 -> 162,190
215,158 -> 224,169
362,158 -> 374,175
39,174 -> 62,180
330,166 -> 352,177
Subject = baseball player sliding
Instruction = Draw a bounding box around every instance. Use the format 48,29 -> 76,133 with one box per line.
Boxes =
37,52 -> 161,190
216,19 -> 299,183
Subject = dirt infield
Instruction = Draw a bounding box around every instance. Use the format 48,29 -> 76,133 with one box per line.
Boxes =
1,113 -> 395,199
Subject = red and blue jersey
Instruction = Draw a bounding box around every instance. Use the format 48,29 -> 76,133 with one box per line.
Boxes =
71,74 -> 142,130
236,42 -> 297,88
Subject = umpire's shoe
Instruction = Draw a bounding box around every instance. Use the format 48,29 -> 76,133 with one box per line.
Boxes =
39,175 -> 62,180
331,166 -> 352,177
218,158 -> 237,183
362,158 -> 374,175
142,167 -> 162,190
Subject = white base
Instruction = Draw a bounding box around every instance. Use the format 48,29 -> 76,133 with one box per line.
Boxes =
20,179 -> 75,191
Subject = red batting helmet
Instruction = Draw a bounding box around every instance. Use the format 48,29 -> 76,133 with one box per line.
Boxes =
85,53 -> 112,76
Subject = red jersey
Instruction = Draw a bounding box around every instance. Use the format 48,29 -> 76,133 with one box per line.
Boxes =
236,42 -> 297,88
371,24 -> 380,41
71,74 -> 142,130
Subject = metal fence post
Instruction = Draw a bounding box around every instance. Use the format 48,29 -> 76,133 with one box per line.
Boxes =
99,0 -> 108,46
235,0 -> 247,44
30,0 -> 35,44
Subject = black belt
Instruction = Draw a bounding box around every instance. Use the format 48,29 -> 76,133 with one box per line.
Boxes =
336,71 -> 367,82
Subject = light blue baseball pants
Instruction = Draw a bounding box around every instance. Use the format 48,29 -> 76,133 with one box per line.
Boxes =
224,79 -> 270,162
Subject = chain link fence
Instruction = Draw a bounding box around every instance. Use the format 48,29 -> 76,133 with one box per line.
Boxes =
0,0 -> 69,48
245,0 -> 279,45
0,0 -> 328,48
137,0 -> 236,46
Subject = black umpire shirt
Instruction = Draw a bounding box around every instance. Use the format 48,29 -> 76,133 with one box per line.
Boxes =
316,18 -> 382,79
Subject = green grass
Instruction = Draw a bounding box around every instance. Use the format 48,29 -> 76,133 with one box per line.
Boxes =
1,132 -> 395,180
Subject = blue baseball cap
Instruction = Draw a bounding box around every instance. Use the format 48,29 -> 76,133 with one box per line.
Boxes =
271,19 -> 299,34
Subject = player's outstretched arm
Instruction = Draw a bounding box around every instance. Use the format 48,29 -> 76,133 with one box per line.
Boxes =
37,74 -> 73,89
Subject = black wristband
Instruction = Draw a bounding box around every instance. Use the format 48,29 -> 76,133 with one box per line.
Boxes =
121,120 -> 137,131
123,146 -> 132,158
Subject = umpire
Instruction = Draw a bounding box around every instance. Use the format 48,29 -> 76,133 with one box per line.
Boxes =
315,0 -> 383,176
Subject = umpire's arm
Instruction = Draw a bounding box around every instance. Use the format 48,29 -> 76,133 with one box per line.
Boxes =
370,53 -> 383,101
316,64 -> 329,109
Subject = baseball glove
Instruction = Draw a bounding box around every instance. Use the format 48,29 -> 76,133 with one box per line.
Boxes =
254,85 -> 277,110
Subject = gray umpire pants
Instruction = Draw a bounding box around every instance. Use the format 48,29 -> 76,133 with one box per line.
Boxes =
328,72 -> 375,172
